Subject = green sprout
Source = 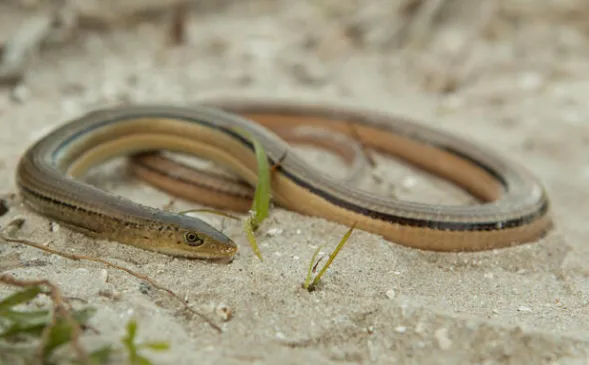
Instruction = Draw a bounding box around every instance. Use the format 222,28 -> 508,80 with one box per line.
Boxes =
0,283 -> 169,365
0,284 -> 94,364
233,128 -> 273,262
303,222 -> 357,291
121,319 -> 170,365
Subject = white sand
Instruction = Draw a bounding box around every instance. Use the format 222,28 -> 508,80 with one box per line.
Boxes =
1,1 -> 589,364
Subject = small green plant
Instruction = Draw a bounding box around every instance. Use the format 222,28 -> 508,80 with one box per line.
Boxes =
233,129 -> 273,262
249,135 -> 272,230
0,279 -> 169,365
81,345 -> 114,365
1,233 -> 221,333
303,222 -> 357,291
303,245 -> 325,290
0,281 -> 94,364
242,218 -> 264,261
121,319 -> 170,365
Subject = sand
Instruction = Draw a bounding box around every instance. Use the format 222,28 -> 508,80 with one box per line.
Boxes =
1,1 -> 589,364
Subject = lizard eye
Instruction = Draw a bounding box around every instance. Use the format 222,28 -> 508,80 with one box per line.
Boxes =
184,232 -> 204,247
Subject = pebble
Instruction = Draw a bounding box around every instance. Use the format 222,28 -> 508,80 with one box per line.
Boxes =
288,59 -> 328,85
517,71 -> 544,92
216,303 -> 233,321
11,84 -> 30,103
100,269 -> 109,283
435,328 -> 452,350
517,305 -> 532,312
266,227 -> 283,236
50,222 -> 60,233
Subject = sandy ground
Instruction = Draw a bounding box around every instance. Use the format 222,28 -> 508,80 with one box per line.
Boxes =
1,1 -> 589,364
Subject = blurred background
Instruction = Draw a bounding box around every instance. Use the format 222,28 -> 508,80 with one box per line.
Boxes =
1,0 -> 588,101
1,4 -> 589,364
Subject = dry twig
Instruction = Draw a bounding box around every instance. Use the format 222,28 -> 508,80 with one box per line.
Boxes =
0,233 -> 222,333
0,274 -> 87,362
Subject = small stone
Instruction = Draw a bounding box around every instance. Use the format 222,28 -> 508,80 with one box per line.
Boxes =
435,328 -> 452,350
394,326 -> 406,333
266,228 -> 283,236
32,293 -> 53,308
216,303 -> 233,321
11,84 -> 30,103
50,222 -> 60,233
517,305 -> 532,312
100,269 -> 109,283
438,94 -> 464,114
518,72 -> 544,91
385,289 -> 396,299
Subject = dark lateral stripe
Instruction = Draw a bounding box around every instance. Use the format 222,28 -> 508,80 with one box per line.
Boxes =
284,168 -> 549,231
19,184 -> 142,230
182,117 -> 550,232
53,111 -> 549,232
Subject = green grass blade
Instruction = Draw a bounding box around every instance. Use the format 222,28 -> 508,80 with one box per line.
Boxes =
308,222 -> 357,291
122,319 -> 139,364
122,319 -> 137,349
303,245 -> 324,290
120,319 -> 169,365
136,355 -> 154,365
72,307 -> 96,324
42,319 -> 74,356
141,341 -> 170,351
231,127 -> 271,228
250,136 -> 271,227
231,127 -> 273,261
86,345 -> 114,364
243,217 -> 263,262
0,320 -> 47,339
0,309 -> 50,322
42,308 -> 96,356
0,286 -> 44,312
